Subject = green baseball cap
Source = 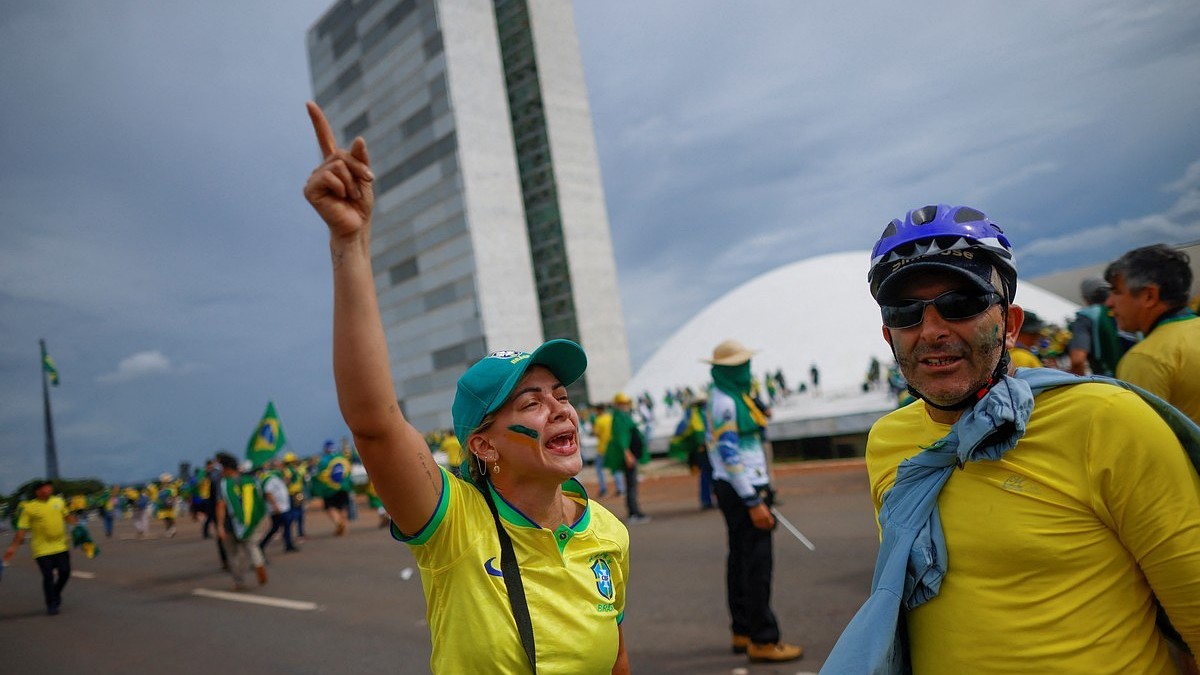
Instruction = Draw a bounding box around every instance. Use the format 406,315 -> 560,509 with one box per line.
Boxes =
452,339 -> 588,451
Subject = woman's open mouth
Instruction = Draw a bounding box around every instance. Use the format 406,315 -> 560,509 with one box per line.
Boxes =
545,431 -> 578,455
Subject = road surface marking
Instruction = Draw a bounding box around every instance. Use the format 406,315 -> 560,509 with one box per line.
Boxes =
72,571 -> 95,579
192,588 -> 319,611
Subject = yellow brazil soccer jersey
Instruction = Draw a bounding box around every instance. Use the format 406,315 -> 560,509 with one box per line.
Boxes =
393,468 -> 628,675
17,496 -> 70,558
866,383 -> 1200,674
1116,315 -> 1200,424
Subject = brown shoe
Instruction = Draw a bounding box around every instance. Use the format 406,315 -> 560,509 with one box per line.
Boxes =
731,634 -> 750,654
255,565 -> 268,585
747,641 -> 803,663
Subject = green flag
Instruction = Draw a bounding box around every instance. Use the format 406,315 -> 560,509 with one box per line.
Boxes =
41,344 -> 59,386
245,401 -> 287,469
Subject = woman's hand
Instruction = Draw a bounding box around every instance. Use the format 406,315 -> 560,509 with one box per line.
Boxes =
302,101 -> 375,240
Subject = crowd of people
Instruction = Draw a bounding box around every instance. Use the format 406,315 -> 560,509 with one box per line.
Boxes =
7,102 -> 1197,673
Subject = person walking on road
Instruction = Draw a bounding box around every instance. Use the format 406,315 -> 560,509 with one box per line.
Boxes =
604,393 -> 649,523
214,453 -> 268,590
301,101 -> 630,674
824,203 -> 1200,673
257,461 -> 297,555
704,339 -> 803,664
313,440 -> 352,536
4,480 -> 76,615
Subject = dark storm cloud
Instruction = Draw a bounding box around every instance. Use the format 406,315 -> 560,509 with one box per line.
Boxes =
1,0 -> 1199,490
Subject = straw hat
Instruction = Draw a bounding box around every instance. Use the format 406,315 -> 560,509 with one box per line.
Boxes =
704,339 -> 758,366
612,392 -> 632,405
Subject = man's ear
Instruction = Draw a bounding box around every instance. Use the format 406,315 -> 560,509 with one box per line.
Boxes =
1141,283 -> 1161,307
882,325 -> 893,347
1005,304 -> 1025,350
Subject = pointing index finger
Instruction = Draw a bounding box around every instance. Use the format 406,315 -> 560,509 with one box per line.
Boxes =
306,101 -> 338,159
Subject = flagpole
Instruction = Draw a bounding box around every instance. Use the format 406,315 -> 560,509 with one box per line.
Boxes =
41,338 -> 60,480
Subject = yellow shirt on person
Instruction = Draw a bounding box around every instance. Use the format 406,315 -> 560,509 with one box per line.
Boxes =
1116,314 -> 1200,423
866,383 -> 1200,673
439,436 -> 463,469
592,412 -> 612,458
393,467 -> 628,674
1007,346 -> 1042,369
16,496 -> 70,558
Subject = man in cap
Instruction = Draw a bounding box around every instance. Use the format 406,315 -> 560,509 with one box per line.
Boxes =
1067,276 -> 1128,376
1105,243 -> 1200,423
3,480 -> 76,615
825,204 -> 1200,672
604,392 -> 649,523
704,339 -> 803,663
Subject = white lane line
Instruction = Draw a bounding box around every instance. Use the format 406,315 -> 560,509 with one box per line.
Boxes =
72,571 -> 96,579
191,588 -> 319,611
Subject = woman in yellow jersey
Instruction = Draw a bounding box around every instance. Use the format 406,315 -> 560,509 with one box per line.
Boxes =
302,102 -> 630,675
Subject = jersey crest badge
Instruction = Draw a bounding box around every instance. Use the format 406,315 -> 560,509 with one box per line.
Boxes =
591,559 -> 614,600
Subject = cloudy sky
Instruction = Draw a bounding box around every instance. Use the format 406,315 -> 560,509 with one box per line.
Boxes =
2,0 -> 1198,493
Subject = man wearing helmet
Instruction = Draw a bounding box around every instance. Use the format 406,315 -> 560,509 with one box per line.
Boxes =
825,204 -> 1200,673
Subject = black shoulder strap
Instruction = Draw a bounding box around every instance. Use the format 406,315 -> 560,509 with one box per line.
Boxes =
480,479 -> 538,673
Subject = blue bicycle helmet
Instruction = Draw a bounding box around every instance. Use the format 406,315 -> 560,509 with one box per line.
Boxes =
868,204 -> 1017,302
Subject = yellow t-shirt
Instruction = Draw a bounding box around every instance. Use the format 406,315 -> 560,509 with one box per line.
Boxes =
1116,315 -> 1200,424
439,436 -> 463,468
1007,346 -> 1042,369
394,468 -> 628,674
17,496 -> 70,558
592,412 -> 612,457
867,383 -> 1200,673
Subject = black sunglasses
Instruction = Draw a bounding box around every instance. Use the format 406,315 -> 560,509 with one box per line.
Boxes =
881,290 -> 1003,329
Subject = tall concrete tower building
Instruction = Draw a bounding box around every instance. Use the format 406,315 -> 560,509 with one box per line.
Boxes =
307,0 -> 631,433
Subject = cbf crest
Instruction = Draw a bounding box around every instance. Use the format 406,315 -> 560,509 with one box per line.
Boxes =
590,559 -> 614,600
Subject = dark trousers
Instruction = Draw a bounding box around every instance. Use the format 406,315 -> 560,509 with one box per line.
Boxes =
623,464 -> 644,518
714,480 -> 779,644
258,512 -> 296,551
36,551 -> 71,609
202,498 -> 217,538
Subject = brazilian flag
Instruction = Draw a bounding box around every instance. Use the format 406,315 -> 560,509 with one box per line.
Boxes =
41,343 -> 59,386
219,475 -> 266,541
313,454 -> 351,498
246,401 -> 287,469
71,523 -> 99,559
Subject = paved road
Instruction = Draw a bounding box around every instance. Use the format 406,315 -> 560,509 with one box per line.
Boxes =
0,461 -> 877,674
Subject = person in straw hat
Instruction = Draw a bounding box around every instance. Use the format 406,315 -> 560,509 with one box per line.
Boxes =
704,339 -> 804,663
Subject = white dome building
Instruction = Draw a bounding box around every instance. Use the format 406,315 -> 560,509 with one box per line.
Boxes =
624,251 -> 1080,456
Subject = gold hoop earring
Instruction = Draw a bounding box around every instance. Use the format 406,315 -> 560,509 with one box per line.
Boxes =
492,463 -> 500,475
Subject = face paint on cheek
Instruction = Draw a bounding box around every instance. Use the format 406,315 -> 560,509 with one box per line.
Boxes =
505,425 -> 542,451
507,425 -> 539,440
975,322 -> 1005,356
